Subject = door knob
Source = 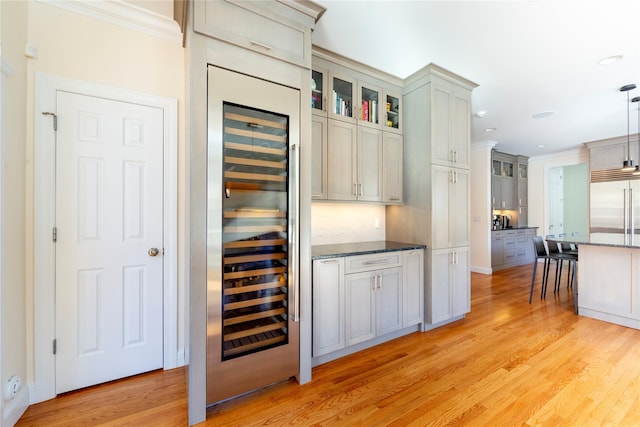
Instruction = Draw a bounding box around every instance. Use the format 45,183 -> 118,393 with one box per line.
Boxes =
148,247 -> 160,257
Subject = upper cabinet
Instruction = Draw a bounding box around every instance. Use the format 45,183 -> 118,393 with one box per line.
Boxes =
311,48 -> 404,204
329,71 -> 357,123
311,66 -> 328,116
384,90 -> 402,134
492,151 -> 517,210
430,78 -> 472,170
193,0 -> 320,68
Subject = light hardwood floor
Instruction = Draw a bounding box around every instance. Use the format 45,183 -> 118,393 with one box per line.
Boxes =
17,264 -> 640,426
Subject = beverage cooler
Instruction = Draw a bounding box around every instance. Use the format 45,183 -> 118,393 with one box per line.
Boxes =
206,66 -> 300,404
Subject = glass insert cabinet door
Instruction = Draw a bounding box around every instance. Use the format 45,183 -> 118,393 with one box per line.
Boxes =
222,102 -> 290,359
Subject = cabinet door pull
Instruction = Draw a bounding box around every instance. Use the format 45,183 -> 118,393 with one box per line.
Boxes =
321,259 -> 339,264
358,183 -> 363,196
353,182 -> 358,196
250,40 -> 272,51
363,259 -> 391,265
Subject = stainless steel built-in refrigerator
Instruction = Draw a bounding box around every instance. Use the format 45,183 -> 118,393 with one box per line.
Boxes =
590,171 -> 640,237
206,66 -> 300,404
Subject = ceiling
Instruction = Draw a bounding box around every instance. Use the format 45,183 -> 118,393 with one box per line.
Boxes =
312,0 -> 640,157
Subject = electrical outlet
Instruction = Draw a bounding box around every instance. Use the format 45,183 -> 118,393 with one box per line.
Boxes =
5,376 -> 21,400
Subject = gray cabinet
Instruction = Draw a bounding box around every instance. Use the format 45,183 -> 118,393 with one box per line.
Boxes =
385,64 -> 477,331
312,53 -> 403,205
312,248 -> 424,364
491,232 -> 504,266
517,156 -> 528,226
492,151 -> 516,210
430,247 -> 470,324
491,228 -> 536,271
327,119 -> 357,200
326,122 -> 384,202
193,0 -> 314,67
312,257 -> 345,357
402,249 -> 424,327
431,79 -> 472,169
382,132 -> 403,204
311,115 -> 328,200
432,165 -> 470,249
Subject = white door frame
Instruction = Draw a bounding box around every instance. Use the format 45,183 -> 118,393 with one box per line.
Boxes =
33,72 -> 178,403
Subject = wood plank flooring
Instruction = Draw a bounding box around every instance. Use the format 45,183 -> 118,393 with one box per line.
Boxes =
17,264 -> 640,426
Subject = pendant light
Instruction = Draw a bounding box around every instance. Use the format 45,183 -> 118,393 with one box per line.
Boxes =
621,84 -> 637,171
632,96 -> 640,175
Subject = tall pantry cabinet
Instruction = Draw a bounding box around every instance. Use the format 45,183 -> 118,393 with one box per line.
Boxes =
386,64 -> 477,330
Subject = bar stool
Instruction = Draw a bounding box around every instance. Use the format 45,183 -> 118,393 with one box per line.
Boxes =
530,236 -> 552,303
546,239 -> 577,294
557,233 -> 578,287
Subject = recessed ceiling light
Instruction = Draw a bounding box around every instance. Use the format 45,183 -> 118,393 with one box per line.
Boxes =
484,128 -> 496,132
537,145 -> 546,148
598,54 -> 623,65
474,110 -> 486,118
532,111 -> 554,119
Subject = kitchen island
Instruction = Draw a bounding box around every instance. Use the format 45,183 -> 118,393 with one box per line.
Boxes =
557,234 -> 640,330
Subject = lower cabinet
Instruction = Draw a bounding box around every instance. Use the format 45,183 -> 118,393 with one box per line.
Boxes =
312,248 -> 424,361
345,266 -> 402,345
312,257 -> 345,357
429,246 -> 470,325
491,228 -> 536,271
403,249 -> 424,327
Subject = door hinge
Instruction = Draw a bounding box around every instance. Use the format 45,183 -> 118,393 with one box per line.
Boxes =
53,339 -> 57,355
52,227 -> 57,242
42,112 -> 58,131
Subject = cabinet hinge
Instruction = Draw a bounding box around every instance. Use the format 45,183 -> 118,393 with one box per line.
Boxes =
42,112 -> 58,131
53,339 -> 57,355
52,227 -> 57,242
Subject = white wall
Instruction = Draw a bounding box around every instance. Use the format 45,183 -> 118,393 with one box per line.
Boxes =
1,1 -> 30,424
311,203 -> 386,245
15,0 -> 186,406
470,142 -> 495,274
528,147 -> 590,237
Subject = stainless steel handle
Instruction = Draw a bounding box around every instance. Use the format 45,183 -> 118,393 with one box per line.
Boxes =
250,40 -> 272,51
631,188 -> 635,236
321,259 -> 339,264
354,182 -> 358,196
377,274 -> 382,289
359,183 -> 363,196
148,247 -> 160,257
290,143 -> 300,323
624,188 -> 629,235
363,259 -> 391,265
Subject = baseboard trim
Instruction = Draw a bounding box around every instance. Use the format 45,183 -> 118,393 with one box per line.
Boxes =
176,347 -> 188,367
471,266 -> 492,274
3,386 -> 29,426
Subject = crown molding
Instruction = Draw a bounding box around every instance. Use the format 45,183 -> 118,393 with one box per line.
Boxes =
36,0 -> 182,45
471,141 -> 498,152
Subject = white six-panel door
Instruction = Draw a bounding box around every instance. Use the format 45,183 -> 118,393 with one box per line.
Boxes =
55,91 -> 164,394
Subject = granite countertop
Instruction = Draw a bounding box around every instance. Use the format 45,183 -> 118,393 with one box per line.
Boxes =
549,233 -> 640,249
491,226 -> 539,231
312,240 -> 426,260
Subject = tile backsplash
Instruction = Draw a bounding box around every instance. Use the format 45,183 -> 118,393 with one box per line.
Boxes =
311,203 -> 386,245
